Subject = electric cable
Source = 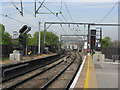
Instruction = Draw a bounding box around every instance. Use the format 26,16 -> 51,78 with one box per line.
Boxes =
98,1 -> 118,23
64,0 -> 74,22
0,13 -> 38,28
38,1 -> 77,35
10,0 -> 23,16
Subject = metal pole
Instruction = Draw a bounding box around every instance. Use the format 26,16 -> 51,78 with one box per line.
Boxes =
20,0 -> 23,16
100,28 -> 102,49
84,25 -> 86,42
44,22 -> 46,50
60,35 -> 62,51
38,22 -> 41,54
35,0 -> 36,17
88,25 -> 90,53
88,25 -> 90,44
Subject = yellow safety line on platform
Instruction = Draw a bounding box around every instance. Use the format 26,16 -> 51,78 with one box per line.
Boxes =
89,57 -> 98,88
84,55 -> 90,89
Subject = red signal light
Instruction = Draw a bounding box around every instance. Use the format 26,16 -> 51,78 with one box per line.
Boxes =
92,41 -> 94,43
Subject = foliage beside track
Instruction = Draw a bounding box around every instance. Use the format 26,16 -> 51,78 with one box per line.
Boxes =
0,24 -> 60,49
0,24 -> 12,45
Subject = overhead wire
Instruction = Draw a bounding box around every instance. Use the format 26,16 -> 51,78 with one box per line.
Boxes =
38,0 -> 77,36
37,0 -> 77,41
36,0 -> 46,13
64,0 -> 74,22
3,0 -> 78,44
59,0 -> 77,35
76,24 -> 83,34
60,0 -> 67,22
37,0 -> 71,35
8,0 -> 46,30
6,11 -> 18,16
10,0 -> 23,16
64,0 -> 86,37
38,1 -> 64,22
60,24 -> 68,35
61,13 -> 77,35
0,13 -> 38,28
24,8 -> 45,22
98,1 -> 118,23
61,13 -> 67,22
11,0 -> 45,22
36,0 -> 70,38
10,0 -> 45,23
63,0 -> 80,36
7,0 -> 80,37
60,0 -> 63,13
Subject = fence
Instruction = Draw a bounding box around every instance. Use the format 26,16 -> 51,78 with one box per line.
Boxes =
1,45 -> 39,58
0,45 -> 58,58
101,47 -> 120,59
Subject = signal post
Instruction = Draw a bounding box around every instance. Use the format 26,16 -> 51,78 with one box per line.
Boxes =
19,25 -> 31,55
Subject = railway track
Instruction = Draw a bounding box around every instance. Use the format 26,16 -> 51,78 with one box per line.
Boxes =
1,54 -> 64,83
2,51 -> 82,89
1,53 -> 69,89
41,52 -> 82,89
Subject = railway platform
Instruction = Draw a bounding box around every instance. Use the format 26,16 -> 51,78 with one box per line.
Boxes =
71,54 -> 119,89
0,53 -> 57,65
1,52 -> 119,89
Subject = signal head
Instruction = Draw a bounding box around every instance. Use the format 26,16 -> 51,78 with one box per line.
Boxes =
19,25 -> 28,33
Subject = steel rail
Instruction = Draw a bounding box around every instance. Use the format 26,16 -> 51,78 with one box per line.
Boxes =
2,55 -> 65,85
3,59 -> 65,90
41,53 -> 78,89
65,53 -> 82,90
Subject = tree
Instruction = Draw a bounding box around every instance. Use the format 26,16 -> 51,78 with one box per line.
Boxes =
0,24 -> 12,45
102,37 -> 112,47
46,32 -> 59,46
26,34 -> 34,45
32,31 -> 59,49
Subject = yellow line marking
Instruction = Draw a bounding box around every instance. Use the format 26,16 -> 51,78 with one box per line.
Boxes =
89,58 -> 98,88
84,55 -> 90,89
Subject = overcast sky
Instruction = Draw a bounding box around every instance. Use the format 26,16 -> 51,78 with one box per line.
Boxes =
0,0 -> 119,41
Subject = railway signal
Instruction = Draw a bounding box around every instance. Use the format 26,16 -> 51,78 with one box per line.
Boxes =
90,30 -> 96,50
19,25 -> 31,54
19,34 -> 26,49
19,25 -> 28,33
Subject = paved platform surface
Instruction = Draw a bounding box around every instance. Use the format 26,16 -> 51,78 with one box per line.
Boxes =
88,56 -> 98,88
94,61 -> 119,88
84,55 -> 98,88
73,55 -> 119,89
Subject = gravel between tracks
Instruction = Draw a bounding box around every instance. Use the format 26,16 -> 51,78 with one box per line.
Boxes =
2,58 -> 64,89
16,57 -> 73,88
15,52 -> 76,89
2,52 -> 82,89
47,52 -> 81,88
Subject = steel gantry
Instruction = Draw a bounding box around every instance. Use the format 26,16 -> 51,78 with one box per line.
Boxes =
60,34 -> 85,50
43,22 -> 120,52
